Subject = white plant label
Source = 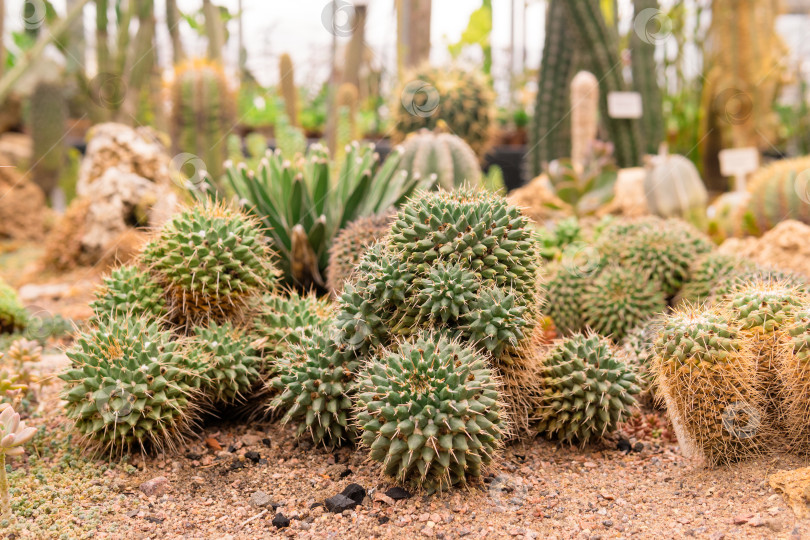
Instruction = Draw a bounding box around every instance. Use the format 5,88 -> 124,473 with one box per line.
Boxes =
719,147 -> 759,191
607,92 -> 643,119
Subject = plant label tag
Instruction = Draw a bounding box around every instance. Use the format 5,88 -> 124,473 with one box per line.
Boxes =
719,147 -> 759,190
607,92 -> 643,119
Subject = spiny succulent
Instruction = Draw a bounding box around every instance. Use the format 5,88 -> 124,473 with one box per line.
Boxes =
270,327 -> 360,449
710,267 -> 808,304
653,306 -> 768,465
186,322 -> 261,405
536,217 -> 583,261
89,265 -> 168,322
675,252 -> 758,306
142,202 -> 277,332
327,211 -> 394,297
582,266 -> 666,341
542,261 -> 592,335
398,129 -> 482,190
0,280 -> 27,334
251,291 -> 333,365
778,309 -> 810,452
620,320 -> 661,396
60,316 -> 203,454
535,333 -> 640,445
355,332 -> 505,492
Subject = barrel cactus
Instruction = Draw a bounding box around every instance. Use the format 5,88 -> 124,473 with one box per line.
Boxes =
739,156 -> 810,236
675,252 -> 758,306
327,211 -> 395,297
398,129 -> 482,190
644,151 -> 708,228
90,265 -> 168,322
251,291 -> 333,364
535,333 -> 640,445
779,308 -> 810,453
355,332 -> 506,492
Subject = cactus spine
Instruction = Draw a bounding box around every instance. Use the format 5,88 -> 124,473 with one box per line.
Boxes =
630,0 -> 664,154
278,53 -> 298,126
570,71 -> 599,172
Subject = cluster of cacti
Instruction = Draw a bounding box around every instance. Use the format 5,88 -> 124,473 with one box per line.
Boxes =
327,211 -> 395,297
89,265 -> 168,323
29,81 -> 67,198
336,189 -> 540,359
171,59 -> 234,182
738,156 -> 810,236
270,326 -> 359,449
392,66 -> 494,158
643,151 -> 709,228
142,203 -> 277,332
60,317 -> 202,454
630,0 -> 664,155
355,332 -> 506,492
398,129 -> 482,190
226,142 -> 429,291
0,280 -> 27,334
535,333 -> 640,445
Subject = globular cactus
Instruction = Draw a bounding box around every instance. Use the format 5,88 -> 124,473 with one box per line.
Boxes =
278,53 -> 298,127
355,332 -> 506,492
327,211 -> 395,298
570,71 -> 599,172
541,261 -> 591,336
620,319 -> 662,397
739,156 -> 810,236
644,151 -> 709,228
89,265 -> 168,323
778,308 -> 810,453
527,0 -> 575,177
630,0 -> 664,154
398,129 -> 482,190
582,265 -> 666,341
142,202 -> 278,332
653,305 -> 769,465
29,81 -> 67,197
393,66 -> 494,158
171,59 -> 234,182
59,317 -> 203,454
0,279 -> 27,334
535,332 -> 640,445
675,252 -> 758,307
186,322 -> 261,405
269,326 -> 359,449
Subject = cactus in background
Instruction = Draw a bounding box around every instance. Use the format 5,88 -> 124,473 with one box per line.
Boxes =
0,279 -> 27,334
675,252 -> 758,306
89,265 -> 168,323
643,150 -> 709,228
739,156 -> 810,236
29,81 -> 67,197
59,316 -> 203,454
563,1 -> 643,168
355,332 -> 506,492
327,211 -> 395,298
274,113 -> 307,158
392,66 -> 494,158
527,0 -> 575,177
630,0 -> 664,154
653,304 -> 768,465
398,129 -> 482,190
270,326 -> 359,449
279,53 -> 298,127
334,82 -> 359,155
570,71 -> 599,171
620,319 -> 661,396
142,202 -> 278,332
546,140 -> 618,216
171,59 -> 234,182
542,261 -> 592,336
536,332 -> 640,445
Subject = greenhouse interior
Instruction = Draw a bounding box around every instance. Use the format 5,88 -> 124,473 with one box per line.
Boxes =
0,0 -> 810,537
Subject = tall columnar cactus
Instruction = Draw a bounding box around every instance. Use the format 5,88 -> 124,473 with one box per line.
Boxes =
644,151 -> 709,228
355,332 -> 506,492
536,332 -> 640,445
630,0 -> 664,154
29,81 -> 67,197
392,66 -> 494,158
327,211 -> 395,297
60,317 -> 203,454
278,52 -> 298,126
739,156 -> 810,236
398,129 -> 482,191
89,265 -> 168,323
527,0 -> 575,177
653,305 -> 768,465
570,71 -> 599,171
334,82 -> 359,153
171,59 -> 234,182
142,202 -> 278,332
563,0 -> 643,168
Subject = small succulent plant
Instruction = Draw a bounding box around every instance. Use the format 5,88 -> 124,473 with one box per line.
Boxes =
0,403 -> 37,518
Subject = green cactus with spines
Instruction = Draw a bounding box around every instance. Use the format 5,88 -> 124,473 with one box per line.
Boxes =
59,316 -> 204,454
270,326 -> 360,449
535,332 -> 640,445
675,252 -> 758,307
90,265 -> 168,323
355,332 -> 506,492
327,211 -> 395,297
398,129 -> 482,190
542,261 -> 596,336
739,156 -> 810,236
171,59 -> 234,183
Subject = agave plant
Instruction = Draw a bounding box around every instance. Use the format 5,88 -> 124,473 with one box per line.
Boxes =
226,142 -> 430,290
545,141 -> 618,217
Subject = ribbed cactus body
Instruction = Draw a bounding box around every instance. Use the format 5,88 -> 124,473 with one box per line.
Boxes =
399,129 -> 482,190
740,156 -> 810,236
644,152 -> 708,227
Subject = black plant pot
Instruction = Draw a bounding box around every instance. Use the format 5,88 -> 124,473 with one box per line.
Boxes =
484,145 -> 528,193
